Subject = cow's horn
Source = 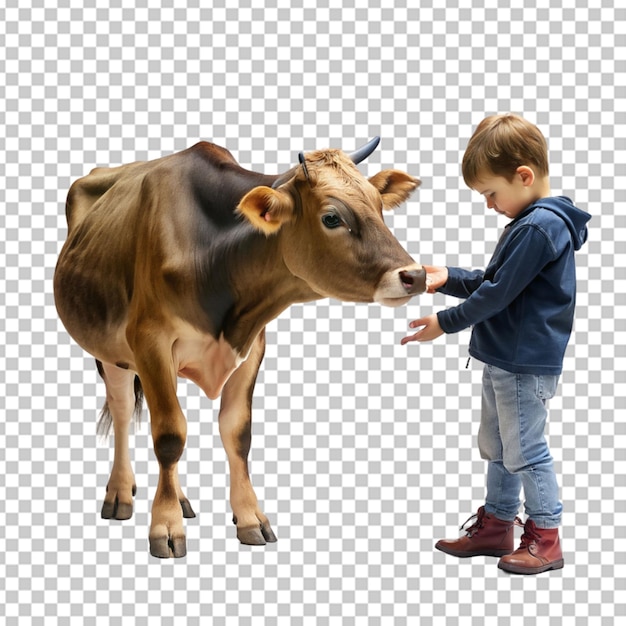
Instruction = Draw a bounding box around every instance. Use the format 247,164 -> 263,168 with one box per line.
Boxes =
298,152 -> 311,183
349,136 -> 381,164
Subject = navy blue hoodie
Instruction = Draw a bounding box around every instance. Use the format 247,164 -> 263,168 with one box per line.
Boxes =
436,196 -> 591,375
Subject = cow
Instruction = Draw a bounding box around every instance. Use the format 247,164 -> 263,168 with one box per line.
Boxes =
53,137 -> 426,558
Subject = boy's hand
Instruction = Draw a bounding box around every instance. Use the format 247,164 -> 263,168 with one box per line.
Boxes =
401,313 -> 444,344
423,265 -> 449,293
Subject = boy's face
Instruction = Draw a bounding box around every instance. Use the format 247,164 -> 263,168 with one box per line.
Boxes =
473,169 -> 536,219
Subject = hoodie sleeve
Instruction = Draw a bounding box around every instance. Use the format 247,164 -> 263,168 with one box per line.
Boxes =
438,267 -> 485,298
437,223 -> 558,334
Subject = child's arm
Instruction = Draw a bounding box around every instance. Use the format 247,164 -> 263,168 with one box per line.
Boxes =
423,265 -> 486,298
439,267 -> 485,298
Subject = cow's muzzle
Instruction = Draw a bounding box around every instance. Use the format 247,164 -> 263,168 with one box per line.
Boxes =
374,265 -> 427,307
399,268 -> 427,294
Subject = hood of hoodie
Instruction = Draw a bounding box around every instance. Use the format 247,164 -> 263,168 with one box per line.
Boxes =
518,196 -> 591,250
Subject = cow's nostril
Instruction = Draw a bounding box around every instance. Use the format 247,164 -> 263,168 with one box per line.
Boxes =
399,268 -> 427,294
399,270 -> 414,288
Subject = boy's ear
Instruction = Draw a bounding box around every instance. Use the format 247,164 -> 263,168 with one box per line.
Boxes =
237,186 -> 295,234
516,166 -> 535,187
368,170 -> 421,210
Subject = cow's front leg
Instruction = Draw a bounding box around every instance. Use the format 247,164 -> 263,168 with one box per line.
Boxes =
149,433 -> 190,558
133,336 -> 193,558
219,329 -> 277,545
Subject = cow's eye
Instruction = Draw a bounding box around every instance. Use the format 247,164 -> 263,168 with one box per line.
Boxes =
322,214 -> 342,229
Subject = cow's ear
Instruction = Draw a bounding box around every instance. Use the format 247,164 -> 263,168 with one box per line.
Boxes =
368,170 -> 421,210
237,186 -> 294,234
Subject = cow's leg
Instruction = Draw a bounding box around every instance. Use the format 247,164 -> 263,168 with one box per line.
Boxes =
219,328 -> 277,545
99,362 -> 138,520
132,336 -> 192,558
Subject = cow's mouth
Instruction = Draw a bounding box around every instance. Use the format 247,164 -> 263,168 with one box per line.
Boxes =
377,295 -> 413,308
373,266 -> 426,307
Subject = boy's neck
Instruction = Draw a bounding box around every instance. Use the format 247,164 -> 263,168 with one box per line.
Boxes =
531,176 -> 551,202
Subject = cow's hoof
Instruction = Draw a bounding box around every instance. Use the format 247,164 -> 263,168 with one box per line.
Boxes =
237,522 -> 278,545
261,522 -> 278,543
149,534 -> 187,558
101,497 -> 133,521
180,498 -> 196,519
101,482 -> 136,520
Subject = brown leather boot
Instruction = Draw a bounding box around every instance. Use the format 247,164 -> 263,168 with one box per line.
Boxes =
498,519 -> 564,574
435,506 -> 519,558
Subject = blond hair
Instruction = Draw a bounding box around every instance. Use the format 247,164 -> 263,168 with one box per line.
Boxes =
462,114 -> 549,188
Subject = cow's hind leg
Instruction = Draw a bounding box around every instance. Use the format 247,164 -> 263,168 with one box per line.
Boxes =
98,361 -> 141,520
219,329 -> 277,545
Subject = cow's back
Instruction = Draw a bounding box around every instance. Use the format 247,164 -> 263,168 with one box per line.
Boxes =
65,161 -> 145,232
63,142 -> 248,231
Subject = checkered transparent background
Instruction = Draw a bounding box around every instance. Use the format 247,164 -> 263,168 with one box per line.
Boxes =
1,0 -> 624,624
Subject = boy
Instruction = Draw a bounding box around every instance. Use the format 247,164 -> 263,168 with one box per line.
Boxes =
402,114 -> 590,574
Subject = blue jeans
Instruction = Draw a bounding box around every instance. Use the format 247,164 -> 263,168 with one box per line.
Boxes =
478,364 -> 563,529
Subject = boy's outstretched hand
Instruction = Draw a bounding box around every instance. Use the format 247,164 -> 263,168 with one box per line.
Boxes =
401,265 -> 448,345
401,313 -> 444,345
422,265 -> 449,293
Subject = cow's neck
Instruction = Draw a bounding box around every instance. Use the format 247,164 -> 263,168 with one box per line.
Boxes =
201,227 -> 322,356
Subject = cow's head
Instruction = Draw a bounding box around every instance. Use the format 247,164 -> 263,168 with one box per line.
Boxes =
237,138 -> 426,306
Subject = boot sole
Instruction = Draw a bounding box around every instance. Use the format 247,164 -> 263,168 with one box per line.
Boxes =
498,558 -> 564,575
436,543 -> 513,558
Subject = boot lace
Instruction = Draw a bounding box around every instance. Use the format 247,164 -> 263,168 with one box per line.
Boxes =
459,508 -> 486,537
459,509 -> 523,537
518,522 -> 542,548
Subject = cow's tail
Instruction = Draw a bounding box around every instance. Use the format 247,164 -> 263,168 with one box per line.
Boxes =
95,360 -> 144,438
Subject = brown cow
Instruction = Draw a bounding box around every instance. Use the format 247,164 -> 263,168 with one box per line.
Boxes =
54,138 -> 425,557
